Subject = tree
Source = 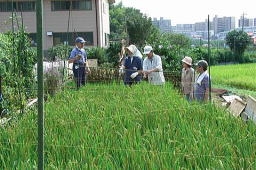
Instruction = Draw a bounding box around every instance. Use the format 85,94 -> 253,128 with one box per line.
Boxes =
109,3 -> 157,47
226,30 -> 252,62
125,8 -> 154,47
109,3 -> 127,41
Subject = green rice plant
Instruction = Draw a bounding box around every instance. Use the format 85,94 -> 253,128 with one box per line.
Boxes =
211,63 -> 256,91
0,83 -> 256,169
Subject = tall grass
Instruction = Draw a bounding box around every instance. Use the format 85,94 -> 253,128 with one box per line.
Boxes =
211,63 -> 256,91
0,83 -> 256,169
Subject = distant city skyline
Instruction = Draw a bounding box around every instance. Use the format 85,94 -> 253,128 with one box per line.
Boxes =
115,0 -> 256,26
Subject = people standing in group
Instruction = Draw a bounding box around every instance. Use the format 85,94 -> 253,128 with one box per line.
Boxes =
68,37 -> 90,89
194,60 -> 210,102
142,46 -> 165,85
181,56 -> 195,101
122,45 -> 143,86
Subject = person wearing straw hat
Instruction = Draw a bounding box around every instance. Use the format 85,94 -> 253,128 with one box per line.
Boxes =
194,60 -> 210,102
122,45 -> 143,86
68,37 -> 90,89
143,45 -> 165,85
181,56 -> 195,101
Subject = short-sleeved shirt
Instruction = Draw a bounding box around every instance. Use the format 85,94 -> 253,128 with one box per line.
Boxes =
69,47 -> 87,65
143,54 -> 165,85
124,56 -> 143,84
194,74 -> 209,101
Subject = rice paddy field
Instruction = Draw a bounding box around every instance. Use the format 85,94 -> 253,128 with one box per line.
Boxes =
1,83 -> 256,169
211,63 -> 256,91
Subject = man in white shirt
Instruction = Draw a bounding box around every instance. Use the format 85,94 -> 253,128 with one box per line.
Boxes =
143,46 -> 165,85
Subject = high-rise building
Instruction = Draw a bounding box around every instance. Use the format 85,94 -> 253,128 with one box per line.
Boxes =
194,22 -> 207,31
176,24 -> 194,32
152,17 -> 172,33
254,18 -> 256,26
213,15 -> 235,35
238,16 -> 254,27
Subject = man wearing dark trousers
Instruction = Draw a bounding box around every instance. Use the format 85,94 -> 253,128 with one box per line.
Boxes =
68,37 -> 90,89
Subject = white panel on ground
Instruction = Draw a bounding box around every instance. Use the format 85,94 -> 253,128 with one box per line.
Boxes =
245,96 -> 256,124
228,98 -> 246,117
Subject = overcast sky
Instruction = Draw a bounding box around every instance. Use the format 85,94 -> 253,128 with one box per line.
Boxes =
115,0 -> 256,26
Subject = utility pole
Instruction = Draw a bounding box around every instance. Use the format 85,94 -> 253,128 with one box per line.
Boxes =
36,0 -> 44,169
242,12 -> 247,32
242,12 -> 245,32
0,76 -> 2,116
208,15 -> 212,102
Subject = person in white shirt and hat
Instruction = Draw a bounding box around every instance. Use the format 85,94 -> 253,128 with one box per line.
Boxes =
143,45 -> 165,85
181,56 -> 195,101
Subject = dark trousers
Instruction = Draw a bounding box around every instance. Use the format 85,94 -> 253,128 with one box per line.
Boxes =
73,65 -> 86,89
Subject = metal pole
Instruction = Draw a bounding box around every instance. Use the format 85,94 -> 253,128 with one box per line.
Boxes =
208,15 -> 212,102
0,76 -> 2,115
63,3 -> 72,83
36,0 -> 44,169
242,12 -> 244,32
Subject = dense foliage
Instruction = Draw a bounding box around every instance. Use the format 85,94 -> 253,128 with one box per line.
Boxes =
0,29 -> 36,114
226,30 -> 252,62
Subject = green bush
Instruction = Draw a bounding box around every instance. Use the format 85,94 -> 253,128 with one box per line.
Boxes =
0,29 -> 36,113
87,47 -> 108,65
106,42 -> 122,67
48,44 -> 73,61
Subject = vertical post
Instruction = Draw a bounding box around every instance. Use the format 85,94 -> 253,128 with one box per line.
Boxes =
63,4 -> 72,83
242,12 -> 245,32
95,0 -> 99,46
36,0 -> 44,169
208,15 -> 212,102
0,76 -> 2,115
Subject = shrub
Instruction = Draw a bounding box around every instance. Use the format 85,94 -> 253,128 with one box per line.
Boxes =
48,44 -> 73,61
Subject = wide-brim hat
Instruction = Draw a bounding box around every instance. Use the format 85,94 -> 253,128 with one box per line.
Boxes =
182,56 -> 192,66
125,45 -> 137,55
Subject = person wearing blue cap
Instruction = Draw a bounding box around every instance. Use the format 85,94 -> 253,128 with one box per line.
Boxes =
68,37 -> 90,89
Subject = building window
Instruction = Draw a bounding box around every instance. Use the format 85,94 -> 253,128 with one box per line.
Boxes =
103,2 -> 108,14
51,1 -> 71,11
72,0 -> 92,10
51,0 -> 92,11
105,33 -> 109,46
28,33 -> 37,47
18,1 -> 36,12
53,32 -> 94,46
0,2 -> 15,12
0,1 -> 35,12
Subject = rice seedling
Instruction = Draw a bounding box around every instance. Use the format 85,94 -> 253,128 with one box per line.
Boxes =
211,63 -> 256,91
0,82 -> 256,169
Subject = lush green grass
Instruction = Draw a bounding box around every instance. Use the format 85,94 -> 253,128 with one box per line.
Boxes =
1,83 -> 256,169
211,63 -> 256,91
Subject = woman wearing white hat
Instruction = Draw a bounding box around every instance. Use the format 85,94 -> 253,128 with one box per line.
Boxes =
122,45 -> 143,86
181,56 -> 195,101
